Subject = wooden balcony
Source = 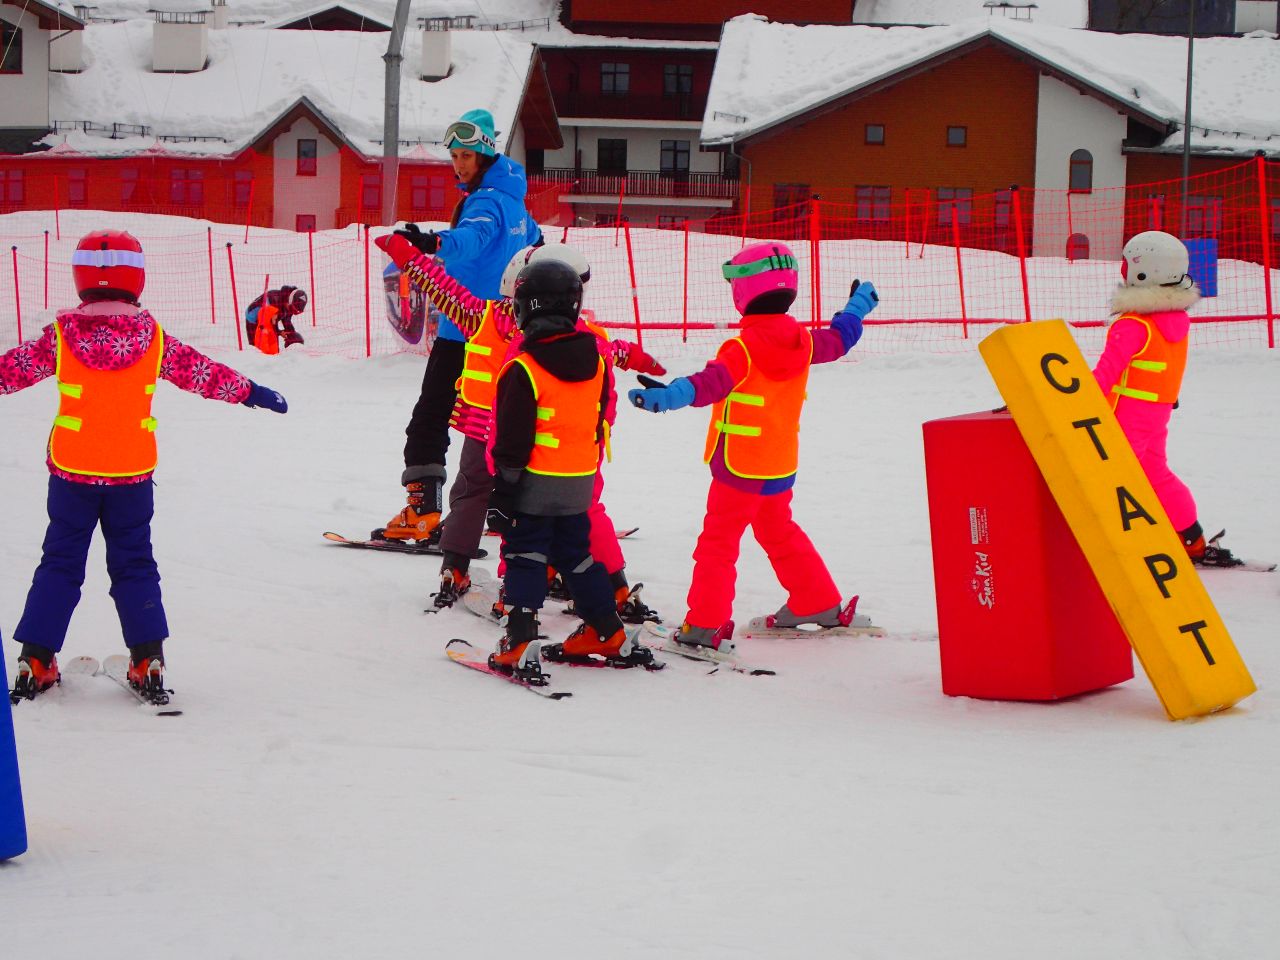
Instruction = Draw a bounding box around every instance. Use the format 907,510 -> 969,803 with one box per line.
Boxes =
552,92 -> 705,122
531,168 -> 738,202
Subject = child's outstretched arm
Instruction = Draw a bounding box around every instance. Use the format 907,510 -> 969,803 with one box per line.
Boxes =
159,332 -> 285,412
813,279 -> 878,363
0,325 -> 56,396
609,338 -> 666,376
375,232 -> 489,337
628,340 -> 749,414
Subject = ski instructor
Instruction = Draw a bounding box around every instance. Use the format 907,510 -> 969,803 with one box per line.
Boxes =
373,108 -> 542,544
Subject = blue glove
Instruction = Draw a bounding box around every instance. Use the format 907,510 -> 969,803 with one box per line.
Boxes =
243,381 -> 288,414
629,376 -> 695,414
843,279 -> 878,319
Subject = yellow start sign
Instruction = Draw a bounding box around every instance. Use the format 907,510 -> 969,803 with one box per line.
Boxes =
979,319 -> 1255,720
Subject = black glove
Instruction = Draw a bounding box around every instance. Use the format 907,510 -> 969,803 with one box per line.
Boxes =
282,330 -> 304,348
635,374 -> 668,390
486,484 -> 517,536
396,223 -> 439,255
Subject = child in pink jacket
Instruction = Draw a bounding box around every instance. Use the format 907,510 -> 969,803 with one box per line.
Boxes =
1091,230 -> 1235,566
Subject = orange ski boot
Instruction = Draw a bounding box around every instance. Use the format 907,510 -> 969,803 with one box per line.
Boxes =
10,644 -> 60,702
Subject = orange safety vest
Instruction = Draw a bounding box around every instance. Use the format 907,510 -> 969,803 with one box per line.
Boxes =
253,304 -> 281,355
1109,313 -> 1187,406
49,320 -> 163,478
703,329 -> 813,480
456,302 -> 504,410
501,352 -> 603,478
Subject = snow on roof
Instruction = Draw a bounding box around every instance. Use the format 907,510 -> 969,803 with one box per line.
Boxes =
853,0 -> 1088,29
45,19 -> 538,158
704,16 -> 1280,155
82,0 -> 559,25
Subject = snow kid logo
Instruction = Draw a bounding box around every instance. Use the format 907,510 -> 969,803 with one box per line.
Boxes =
971,551 -> 995,610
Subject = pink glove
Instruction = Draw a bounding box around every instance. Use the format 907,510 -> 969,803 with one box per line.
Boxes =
374,232 -> 419,269
617,340 -> 666,376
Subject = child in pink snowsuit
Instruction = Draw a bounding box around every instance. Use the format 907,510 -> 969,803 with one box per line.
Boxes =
628,241 -> 880,650
1091,230 -> 1225,563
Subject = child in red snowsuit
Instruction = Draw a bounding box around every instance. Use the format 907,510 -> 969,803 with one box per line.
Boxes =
629,241 -> 879,650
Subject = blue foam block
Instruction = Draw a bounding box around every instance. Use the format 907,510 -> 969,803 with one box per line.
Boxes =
0,631 -> 28,861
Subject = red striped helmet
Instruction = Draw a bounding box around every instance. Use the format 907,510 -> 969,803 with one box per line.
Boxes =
72,230 -> 145,302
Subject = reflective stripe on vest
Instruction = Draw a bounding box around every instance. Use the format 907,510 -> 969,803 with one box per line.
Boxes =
703,329 -> 813,480
49,320 -> 164,477
456,302 -> 504,411
502,354 -> 603,477
1110,313 -> 1187,406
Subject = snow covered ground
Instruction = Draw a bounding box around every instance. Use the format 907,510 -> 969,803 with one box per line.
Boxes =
2,321 -> 1278,956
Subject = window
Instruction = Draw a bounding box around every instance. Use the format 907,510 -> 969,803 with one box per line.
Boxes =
594,213 -> 621,227
1066,233 -> 1090,261
601,62 -> 629,96
947,126 -> 967,147
855,185 -> 891,222
1,23 -> 21,74
410,175 -> 448,210
865,124 -> 885,146
233,170 -> 253,206
773,183 -> 810,208
994,188 -> 1012,227
67,169 -> 88,207
296,139 -> 318,177
360,174 -> 381,210
1069,149 -> 1093,193
657,214 -> 688,228
524,149 -> 544,175
1,168 -> 23,205
936,187 -> 973,226
1271,198 -> 1280,240
121,168 -> 139,203
295,214 -> 316,233
664,64 -> 693,97
169,168 -> 204,204
597,138 -> 627,174
660,140 -> 690,175
1184,195 -> 1222,238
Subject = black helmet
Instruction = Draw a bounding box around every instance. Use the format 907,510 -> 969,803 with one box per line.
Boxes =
512,259 -> 582,332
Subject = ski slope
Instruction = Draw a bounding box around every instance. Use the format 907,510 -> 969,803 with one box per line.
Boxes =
2,332 -> 1278,957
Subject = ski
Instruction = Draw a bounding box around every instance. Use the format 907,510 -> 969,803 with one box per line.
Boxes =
322,531 -> 487,559
642,624 -> 776,676
1195,558 -> 1276,573
445,639 -> 571,699
740,596 -> 885,640
615,527 -> 639,539
8,655 -> 99,705
1191,529 -> 1275,572
101,655 -> 183,716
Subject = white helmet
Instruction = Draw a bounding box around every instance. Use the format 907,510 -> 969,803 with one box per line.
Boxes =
499,243 -> 591,298
1121,231 -> 1192,290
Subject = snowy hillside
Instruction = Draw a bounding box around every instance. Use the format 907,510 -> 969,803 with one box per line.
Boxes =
2,249 -> 1279,955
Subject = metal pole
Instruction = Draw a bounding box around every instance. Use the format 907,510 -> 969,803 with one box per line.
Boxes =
1181,1 -> 1196,236
382,0 -> 414,226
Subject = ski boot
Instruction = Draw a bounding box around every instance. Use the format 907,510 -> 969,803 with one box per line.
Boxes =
489,607 -> 547,686
615,582 -> 661,624
673,621 -> 736,654
543,620 -> 658,670
431,554 -> 472,609
10,643 -> 60,703
372,470 -> 444,543
1181,524 -> 1243,569
125,641 -> 171,705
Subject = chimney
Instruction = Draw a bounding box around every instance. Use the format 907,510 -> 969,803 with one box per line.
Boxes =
50,14 -> 87,73
419,15 -> 475,81
210,0 -> 228,30
150,5 -> 211,73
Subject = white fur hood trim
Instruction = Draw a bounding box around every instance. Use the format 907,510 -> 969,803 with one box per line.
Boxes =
1109,283 -> 1200,315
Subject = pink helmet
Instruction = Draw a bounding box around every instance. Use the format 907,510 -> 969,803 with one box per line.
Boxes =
722,241 -> 799,314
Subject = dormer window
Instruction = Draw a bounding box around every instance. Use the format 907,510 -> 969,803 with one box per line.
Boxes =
1,23 -> 22,74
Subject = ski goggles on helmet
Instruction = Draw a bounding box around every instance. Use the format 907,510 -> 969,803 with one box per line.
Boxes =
444,120 -> 497,154
721,250 -> 799,281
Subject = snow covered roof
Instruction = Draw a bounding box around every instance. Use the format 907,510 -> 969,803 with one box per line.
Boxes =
265,2 -> 391,30
80,0 -> 559,25
3,0 -> 85,28
852,0 -> 1088,29
704,16 -> 1280,157
44,18 -> 544,158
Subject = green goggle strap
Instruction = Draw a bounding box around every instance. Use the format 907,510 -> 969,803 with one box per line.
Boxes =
721,253 -> 799,281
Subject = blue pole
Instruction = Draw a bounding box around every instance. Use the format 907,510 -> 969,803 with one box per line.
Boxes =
0,629 -> 29,861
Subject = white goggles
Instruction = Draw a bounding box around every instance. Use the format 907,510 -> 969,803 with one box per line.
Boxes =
72,249 -> 145,269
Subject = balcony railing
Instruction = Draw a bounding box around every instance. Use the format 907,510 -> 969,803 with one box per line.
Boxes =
532,168 -> 738,201
553,92 -> 705,122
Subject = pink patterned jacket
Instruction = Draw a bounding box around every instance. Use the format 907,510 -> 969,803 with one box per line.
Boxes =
0,300 -> 252,485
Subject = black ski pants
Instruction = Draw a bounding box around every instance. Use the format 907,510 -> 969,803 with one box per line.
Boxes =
403,338 -> 465,470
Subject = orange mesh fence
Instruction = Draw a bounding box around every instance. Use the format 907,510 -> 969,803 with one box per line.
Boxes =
2,157 -> 1277,361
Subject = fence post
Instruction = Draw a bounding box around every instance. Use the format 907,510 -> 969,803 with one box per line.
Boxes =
307,228 -> 317,327
1256,153 -> 1275,348
622,220 -> 643,349
808,196 -> 823,328
1149,195 -> 1163,232
243,178 -> 256,245
206,227 -> 216,325
740,182 -> 751,248
560,224 -> 570,244
43,231 -> 49,310
53,177 -> 61,242
681,217 -> 690,344
363,223 -> 372,358
614,180 -> 626,247
225,243 -> 244,351
1011,185 -> 1032,323
11,247 -> 22,343
951,203 -> 969,339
